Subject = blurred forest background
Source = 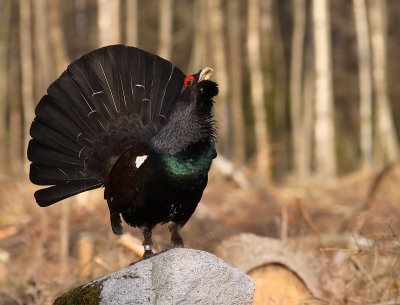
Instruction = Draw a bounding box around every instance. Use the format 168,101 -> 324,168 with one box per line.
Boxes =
1,0 -> 400,304
2,0 -> 400,181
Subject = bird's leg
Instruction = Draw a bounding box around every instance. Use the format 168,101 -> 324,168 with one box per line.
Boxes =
168,222 -> 184,247
141,227 -> 154,258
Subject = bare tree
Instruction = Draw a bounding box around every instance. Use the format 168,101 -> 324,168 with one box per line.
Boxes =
271,3 -> 290,180
33,0 -> 52,100
7,1 -> 22,173
125,0 -> 138,47
207,0 -> 229,155
369,0 -> 399,164
74,0 -> 89,50
188,0 -> 207,73
227,0 -> 245,164
353,0 -> 373,169
247,0 -> 271,182
158,0 -> 173,60
48,0 -> 68,72
290,0 -> 307,180
312,0 -> 337,178
19,0 -> 35,171
48,0 -> 71,277
0,0 -> 11,170
301,51 -> 315,179
98,0 -> 121,46
78,233 -> 94,281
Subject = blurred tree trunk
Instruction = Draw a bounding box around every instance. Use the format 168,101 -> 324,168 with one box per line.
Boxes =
7,1 -> 22,174
271,3 -> 289,181
158,0 -> 173,60
48,0 -> 68,72
98,0 -> 120,46
312,0 -> 336,178
302,52 -> 315,179
19,0 -> 34,172
369,0 -> 399,164
227,0 -> 245,164
78,233 -> 94,281
0,0 -> 11,171
48,0 -> 71,277
207,0 -> 229,155
74,0 -> 89,51
353,0 -> 373,169
247,0 -> 271,182
33,0 -> 51,100
290,0 -> 307,180
188,0 -> 207,72
125,0 -> 138,47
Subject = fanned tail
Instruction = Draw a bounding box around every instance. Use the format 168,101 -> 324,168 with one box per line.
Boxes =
28,44 -> 185,206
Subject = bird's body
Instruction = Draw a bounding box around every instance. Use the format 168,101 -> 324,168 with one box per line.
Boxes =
28,45 -> 218,257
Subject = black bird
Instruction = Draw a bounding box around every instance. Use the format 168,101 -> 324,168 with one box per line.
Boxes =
27,45 -> 218,258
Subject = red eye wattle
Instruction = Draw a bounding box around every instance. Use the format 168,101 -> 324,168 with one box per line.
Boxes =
184,75 -> 195,88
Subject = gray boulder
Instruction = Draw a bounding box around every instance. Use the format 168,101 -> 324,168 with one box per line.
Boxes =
54,248 -> 255,305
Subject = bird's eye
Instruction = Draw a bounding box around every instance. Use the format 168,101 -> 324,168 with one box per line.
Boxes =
184,75 -> 195,88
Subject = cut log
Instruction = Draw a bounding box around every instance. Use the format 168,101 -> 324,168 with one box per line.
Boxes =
250,264 -> 314,305
216,233 -> 325,304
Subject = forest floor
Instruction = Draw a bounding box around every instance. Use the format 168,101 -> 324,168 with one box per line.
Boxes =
0,164 -> 400,304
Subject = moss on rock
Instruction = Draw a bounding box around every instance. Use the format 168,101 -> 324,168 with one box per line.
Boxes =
53,284 -> 101,305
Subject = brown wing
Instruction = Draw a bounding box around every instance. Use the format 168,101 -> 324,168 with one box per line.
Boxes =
104,146 -> 147,234
105,147 -> 145,210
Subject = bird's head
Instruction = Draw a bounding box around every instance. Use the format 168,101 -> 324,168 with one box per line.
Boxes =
178,67 -> 218,115
151,67 -> 219,154
182,67 -> 218,98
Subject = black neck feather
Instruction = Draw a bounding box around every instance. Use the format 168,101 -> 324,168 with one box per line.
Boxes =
150,111 -> 215,154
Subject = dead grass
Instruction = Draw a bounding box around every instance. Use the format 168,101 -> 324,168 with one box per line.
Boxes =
1,166 -> 400,304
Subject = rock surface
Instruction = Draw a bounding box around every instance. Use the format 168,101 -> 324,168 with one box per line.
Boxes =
54,248 -> 255,305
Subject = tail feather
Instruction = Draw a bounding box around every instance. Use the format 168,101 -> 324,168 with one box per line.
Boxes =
143,52 -> 155,102
152,62 -> 174,118
35,96 -> 84,144
34,182 -> 102,207
161,67 -> 186,117
30,164 -> 95,185
67,57 -> 116,125
28,44 -> 186,207
132,84 -> 145,117
30,121 -> 82,157
49,76 -> 101,136
125,47 -> 143,114
139,99 -> 151,125
108,46 -> 133,115
28,140 -> 85,169
84,47 -> 121,119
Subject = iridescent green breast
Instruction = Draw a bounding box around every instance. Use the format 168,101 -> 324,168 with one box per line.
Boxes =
156,143 -> 216,188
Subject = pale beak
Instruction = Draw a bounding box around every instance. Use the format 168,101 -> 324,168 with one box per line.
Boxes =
199,67 -> 214,81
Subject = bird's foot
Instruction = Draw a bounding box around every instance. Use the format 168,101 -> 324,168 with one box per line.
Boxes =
128,247 -> 155,265
168,222 -> 184,248
171,234 -> 184,248
143,250 -> 154,259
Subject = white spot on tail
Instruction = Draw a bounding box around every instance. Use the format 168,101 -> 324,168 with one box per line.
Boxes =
135,155 -> 148,168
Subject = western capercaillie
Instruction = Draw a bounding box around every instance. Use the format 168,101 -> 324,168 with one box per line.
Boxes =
27,45 -> 218,258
